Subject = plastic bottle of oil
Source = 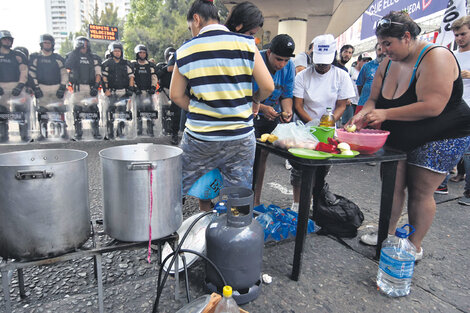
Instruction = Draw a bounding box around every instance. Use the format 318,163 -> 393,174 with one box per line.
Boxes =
319,107 -> 335,127
214,286 -> 239,313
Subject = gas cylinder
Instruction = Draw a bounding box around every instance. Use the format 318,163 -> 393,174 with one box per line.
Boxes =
205,187 -> 264,305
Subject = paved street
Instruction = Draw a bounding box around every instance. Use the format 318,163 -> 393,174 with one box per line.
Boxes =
1,137 -> 469,313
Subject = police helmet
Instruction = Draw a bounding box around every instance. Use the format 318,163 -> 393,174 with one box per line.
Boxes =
14,46 -> 29,60
105,49 -> 111,59
164,47 -> 176,63
74,36 -> 90,50
108,41 -> 123,58
134,44 -> 148,60
40,34 -> 55,51
0,30 -> 14,47
0,30 -> 13,41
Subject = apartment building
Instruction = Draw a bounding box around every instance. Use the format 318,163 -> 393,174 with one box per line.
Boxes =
44,0 -> 130,49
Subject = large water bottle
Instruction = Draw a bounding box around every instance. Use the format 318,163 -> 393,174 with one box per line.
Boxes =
377,224 -> 417,297
214,286 -> 240,313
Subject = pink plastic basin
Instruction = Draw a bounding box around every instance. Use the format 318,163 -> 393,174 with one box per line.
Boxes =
336,129 -> 390,154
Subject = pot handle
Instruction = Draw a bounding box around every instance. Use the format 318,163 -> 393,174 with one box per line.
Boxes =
15,170 -> 53,180
127,162 -> 156,170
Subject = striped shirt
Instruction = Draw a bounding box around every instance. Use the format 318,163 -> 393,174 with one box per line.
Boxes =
176,24 -> 256,141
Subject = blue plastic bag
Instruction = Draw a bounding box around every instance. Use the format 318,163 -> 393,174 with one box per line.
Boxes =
187,168 -> 223,200
255,204 -> 316,242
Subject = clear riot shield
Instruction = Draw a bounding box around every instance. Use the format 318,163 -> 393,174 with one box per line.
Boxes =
104,90 -> 136,140
34,86 -> 71,142
157,87 -> 181,144
157,88 -> 173,136
68,87 -> 103,141
136,92 -> 158,137
0,89 -> 32,144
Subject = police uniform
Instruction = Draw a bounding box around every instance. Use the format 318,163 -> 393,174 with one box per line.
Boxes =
101,55 -> 134,139
132,58 -> 157,136
156,53 -> 180,144
65,44 -> 102,139
29,50 -> 68,138
0,36 -> 29,142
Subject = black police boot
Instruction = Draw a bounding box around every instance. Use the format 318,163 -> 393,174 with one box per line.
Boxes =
171,133 -> 179,145
137,118 -> 143,136
106,121 -> 114,139
38,121 -> 48,140
92,121 -> 102,139
0,122 -> 8,142
58,122 -> 68,139
116,121 -> 125,138
19,123 -> 30,142
147,120 -> 154,137
74,121 -> 83,140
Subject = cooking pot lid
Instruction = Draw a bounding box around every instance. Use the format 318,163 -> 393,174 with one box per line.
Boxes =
175,294 -> 211,313
162,212 -> 212,274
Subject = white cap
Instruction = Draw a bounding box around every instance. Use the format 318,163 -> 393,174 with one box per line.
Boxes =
312,34 -> 336,65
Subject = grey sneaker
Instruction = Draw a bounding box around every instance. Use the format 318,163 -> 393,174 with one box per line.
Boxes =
458,190 -> 470,205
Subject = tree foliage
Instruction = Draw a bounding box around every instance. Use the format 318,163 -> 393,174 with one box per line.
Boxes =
59,3 -> 124,59
60,0 -> 229,62
123,0 -> 228,63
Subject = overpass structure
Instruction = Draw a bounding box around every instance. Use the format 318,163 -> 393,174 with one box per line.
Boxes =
222,0 -> 374,54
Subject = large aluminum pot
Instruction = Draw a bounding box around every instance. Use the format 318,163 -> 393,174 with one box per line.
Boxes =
0,149 -> 90,260
99,144 -> 183,242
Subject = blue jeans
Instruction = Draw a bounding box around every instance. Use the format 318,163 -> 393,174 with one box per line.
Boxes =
341,104 -> 356,125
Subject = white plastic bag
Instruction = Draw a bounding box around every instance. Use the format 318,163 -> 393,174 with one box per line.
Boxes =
271,121 -> 318,149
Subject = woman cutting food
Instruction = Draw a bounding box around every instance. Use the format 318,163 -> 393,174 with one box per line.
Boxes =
348,11 -> 470,260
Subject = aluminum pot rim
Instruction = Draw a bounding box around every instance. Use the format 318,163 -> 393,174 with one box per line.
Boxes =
0,149 -> 88,167
99,144 -> 183,162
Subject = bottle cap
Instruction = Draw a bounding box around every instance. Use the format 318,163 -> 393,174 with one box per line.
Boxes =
395,228 -> 407,238
222,285 -> 232,298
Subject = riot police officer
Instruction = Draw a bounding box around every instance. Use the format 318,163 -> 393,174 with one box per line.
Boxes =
101,41 -> 135,139
132,44 -> 158,136
65,36 -> 102,139
155,46 -> 180,145
0,30 -> 29,142
29,34 -> 68,140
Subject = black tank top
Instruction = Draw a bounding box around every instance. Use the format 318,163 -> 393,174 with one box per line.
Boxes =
376,46 -> 470,152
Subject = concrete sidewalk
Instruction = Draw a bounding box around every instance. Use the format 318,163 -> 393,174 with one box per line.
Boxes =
1,140 -> 469,313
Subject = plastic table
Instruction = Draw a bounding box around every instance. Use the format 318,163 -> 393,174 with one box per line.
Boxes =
252,142 -> 407,281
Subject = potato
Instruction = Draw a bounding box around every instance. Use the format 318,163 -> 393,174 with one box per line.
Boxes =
281,112 -> 290,119
267,134 -> 278,143
345,124 -> 357,132
337,142 -> 351,151
259,133 -> 270,142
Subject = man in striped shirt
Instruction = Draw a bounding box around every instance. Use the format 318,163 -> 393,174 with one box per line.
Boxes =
170,0 -> 274,211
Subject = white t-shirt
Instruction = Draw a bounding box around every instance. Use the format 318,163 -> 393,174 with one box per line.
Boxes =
454,50 -> 470,105
349,66 -> 360,105
293,65 -> 356,120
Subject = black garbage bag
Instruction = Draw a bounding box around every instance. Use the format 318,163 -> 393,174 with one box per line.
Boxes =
312,183 -> 364,238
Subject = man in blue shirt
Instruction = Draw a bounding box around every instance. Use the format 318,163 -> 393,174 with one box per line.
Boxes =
356,43 -> 386,113
253,34 -> 295,206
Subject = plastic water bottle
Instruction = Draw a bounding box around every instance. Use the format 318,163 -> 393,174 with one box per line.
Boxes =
377,224 -> 417,297
214,285 -> 239,313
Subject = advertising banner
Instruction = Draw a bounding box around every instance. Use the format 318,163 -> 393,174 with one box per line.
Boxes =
361,0 -> 447,40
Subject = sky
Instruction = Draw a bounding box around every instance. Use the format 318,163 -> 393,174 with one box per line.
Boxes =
0,0 -> 47,53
